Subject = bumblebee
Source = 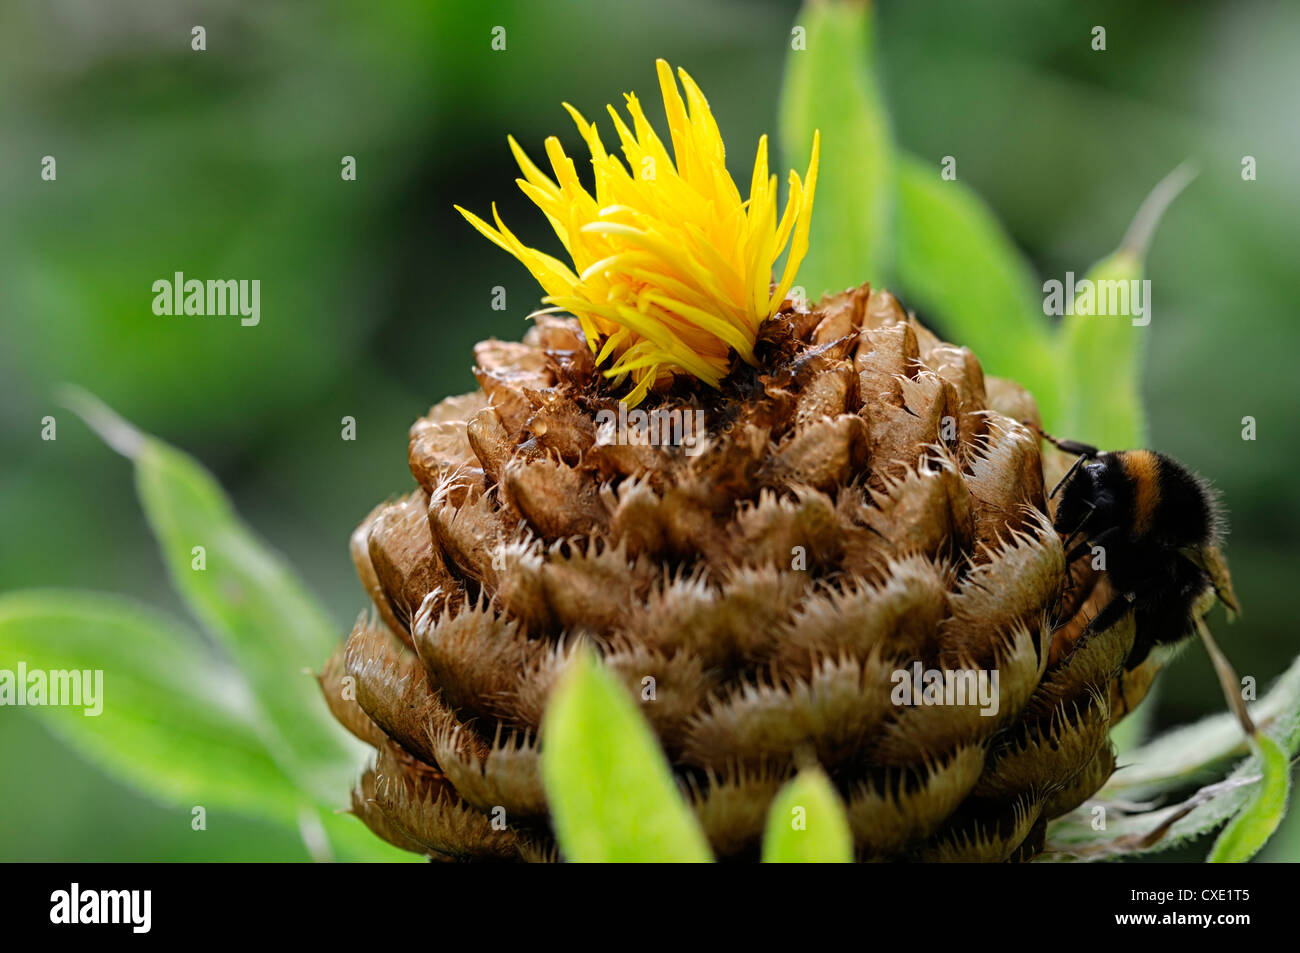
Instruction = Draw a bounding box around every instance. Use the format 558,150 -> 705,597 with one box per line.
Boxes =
1033,429 -> 1240,671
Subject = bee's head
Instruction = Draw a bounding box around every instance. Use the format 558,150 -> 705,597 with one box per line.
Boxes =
1052,451 -> 1122,537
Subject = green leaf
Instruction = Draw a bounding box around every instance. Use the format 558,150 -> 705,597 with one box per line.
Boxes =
894,153 -> 1060,426
779,0 -> 894,297
1058,162 -> 1196,449
761,766 -> 853,863
1208,733 -> 1290,862
63,389 -> 362,808
0,590 -> 301,826
540,650 -> 712,862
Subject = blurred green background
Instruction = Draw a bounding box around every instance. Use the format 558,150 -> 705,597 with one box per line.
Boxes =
2,0 -> 1297,860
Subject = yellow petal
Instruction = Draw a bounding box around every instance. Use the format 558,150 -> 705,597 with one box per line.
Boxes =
456,63 -> 819,401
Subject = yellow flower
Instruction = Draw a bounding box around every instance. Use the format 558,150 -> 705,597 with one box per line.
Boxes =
456,59 -> 820,406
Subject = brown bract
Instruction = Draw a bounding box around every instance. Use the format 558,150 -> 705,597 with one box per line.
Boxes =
322,283 -> 1146,862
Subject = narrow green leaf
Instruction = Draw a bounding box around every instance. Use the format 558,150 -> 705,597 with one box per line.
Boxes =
894,153 -> 1060,426
0,590 -> 301,826
779,0 -> 893,296
1208,733 -> 1290,863
1057,248 -> 1146,450
761,766 -> 853,863
1058,162 -> 1196,449
63,389 -> 362,807
540,650 -> 712,862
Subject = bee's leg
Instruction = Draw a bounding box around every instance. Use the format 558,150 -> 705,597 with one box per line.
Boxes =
1053,526 -> 1126,637
1123,638 -> 1153,671
1059,500 -> 1098,559
1065,540 -> 1092,564
1079,590 -> 1137,644
1066,525 -> 1122,566
1052,506 -> 1101,620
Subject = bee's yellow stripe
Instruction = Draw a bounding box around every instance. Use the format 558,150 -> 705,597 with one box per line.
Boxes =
1123,450 -> 1161,537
